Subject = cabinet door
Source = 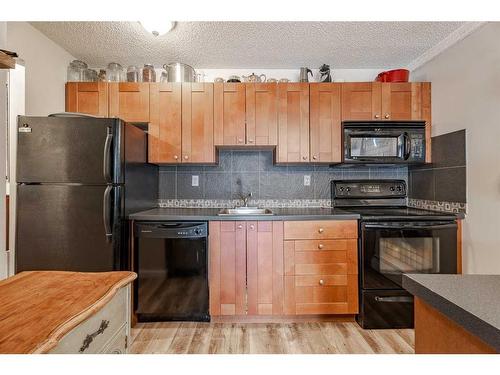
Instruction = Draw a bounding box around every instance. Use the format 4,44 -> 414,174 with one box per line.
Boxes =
245,83 -> 278,146
246,221 -> 284,315
277,83 -> 310,163
209,221 -> 246,316
341,82 -> 381,121
108,83 -> 150,123
181,83 -> 215,163
149,83 -> 181,163
380,82 -> 432,162
65,82 -> 108,117
214,83 -> 246,146
310,83 -> 342,163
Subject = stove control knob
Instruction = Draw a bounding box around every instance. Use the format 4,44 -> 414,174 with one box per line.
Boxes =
397,185 -> 402,191
194,228 -> 202,235
390,186 -> 395,192
345,187 -> 351,193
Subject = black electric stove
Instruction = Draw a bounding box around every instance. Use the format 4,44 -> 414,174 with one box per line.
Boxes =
331,180 -> 459,329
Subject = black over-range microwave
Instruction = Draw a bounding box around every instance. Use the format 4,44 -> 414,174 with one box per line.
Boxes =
343,121 -> 426,164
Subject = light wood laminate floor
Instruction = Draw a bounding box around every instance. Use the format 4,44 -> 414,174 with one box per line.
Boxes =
130,322 -> 414,354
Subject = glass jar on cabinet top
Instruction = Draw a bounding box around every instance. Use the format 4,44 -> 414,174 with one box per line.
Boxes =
127,66 -> 141,82
142,64 -> 156,82
67,60 -> 88,81
106,62 -> 125,82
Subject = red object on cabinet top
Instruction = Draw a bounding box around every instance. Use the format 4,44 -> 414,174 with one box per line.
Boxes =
375,69 -> 410,83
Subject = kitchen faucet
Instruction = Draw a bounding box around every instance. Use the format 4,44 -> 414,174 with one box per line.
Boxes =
239,192 -> 252,207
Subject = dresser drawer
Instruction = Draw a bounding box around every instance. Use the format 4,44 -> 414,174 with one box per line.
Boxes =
295,263 -> 348,275
284,221 -> 357,240
295,274 -> 348,287
100,324 -> 127,354
295,251 -> 347,265
50,286 -> 128,354
293,239 -> 357,252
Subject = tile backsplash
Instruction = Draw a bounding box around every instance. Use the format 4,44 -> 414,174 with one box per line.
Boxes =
408,129 -> 466,213
159,150 -> 408,203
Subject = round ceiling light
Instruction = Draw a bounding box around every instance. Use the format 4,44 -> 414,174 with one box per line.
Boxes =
140,21 -> 175,37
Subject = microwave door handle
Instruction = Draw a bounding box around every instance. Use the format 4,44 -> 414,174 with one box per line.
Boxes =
403,132 -> 411,160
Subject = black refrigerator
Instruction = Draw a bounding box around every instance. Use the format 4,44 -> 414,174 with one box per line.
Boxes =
15,115 -> 158,273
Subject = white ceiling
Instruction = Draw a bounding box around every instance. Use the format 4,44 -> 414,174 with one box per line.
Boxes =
30,21 -> 466,69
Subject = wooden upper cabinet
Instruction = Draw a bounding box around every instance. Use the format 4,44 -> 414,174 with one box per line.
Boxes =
277,83 -> 310,163
246,221 -> 284,316
341,82 -> 381,121
181,83 -> 215,163
65,82 -> 108,117
245,83 -> 278,146
209,221 -> 247,316
108,83 -> 150,123
214,83 -> 246,146
381,82 -> 427,120
149,83 -> 182,164
310,83 -> 342,163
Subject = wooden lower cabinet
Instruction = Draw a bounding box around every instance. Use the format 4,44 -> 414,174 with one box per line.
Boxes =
283,220 -> 359,315
209,220 -> 358,319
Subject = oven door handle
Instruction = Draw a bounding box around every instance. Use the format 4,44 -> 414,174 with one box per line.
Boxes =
403,132 -> 411,160
364,222 -> 457,230
374,296 -> 413,303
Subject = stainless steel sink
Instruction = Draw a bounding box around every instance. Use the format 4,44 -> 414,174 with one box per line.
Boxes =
217,207 -> 274,216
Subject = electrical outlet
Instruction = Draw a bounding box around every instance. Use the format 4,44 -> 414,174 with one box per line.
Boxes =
304,175 -> 311,186
192,175 -> 199,187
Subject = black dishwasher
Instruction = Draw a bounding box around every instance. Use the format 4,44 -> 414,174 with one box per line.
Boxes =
134,222 -> 209,322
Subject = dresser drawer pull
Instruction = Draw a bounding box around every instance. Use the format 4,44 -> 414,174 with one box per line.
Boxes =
318,243 -> 324,249
318,228 -> 324,234
79,320 -> 110,353
319,279 -> 325,286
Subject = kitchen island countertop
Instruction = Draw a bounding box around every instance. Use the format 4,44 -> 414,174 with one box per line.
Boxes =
403,274 -> 500,352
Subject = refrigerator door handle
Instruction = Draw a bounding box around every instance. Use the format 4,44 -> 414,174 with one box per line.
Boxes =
103,186 -> 113,242
103,128 -> 113,183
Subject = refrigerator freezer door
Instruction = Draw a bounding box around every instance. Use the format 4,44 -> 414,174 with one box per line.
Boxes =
15,184 -> 120,272
16,116 -> 122,184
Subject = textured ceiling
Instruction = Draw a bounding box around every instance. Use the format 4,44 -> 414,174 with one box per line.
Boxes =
30,21 -> 466,69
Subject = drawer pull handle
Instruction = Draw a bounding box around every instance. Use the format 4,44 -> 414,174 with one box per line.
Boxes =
237,224 -> 243,229
318,243 -> 324,249
319,279 -> 325,286
79,319 -> 110,353
318,228 -> 324,234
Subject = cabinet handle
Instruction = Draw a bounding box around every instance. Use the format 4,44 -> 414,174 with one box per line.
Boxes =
319,279 -> 325,286
184,155 -> 189,160
312,155 -> 317,160
318,228 -> 324,234
237,224 -> 243,229
173,155 -> 178,160
79,320 -> 109,353
302,156 -> 307,161
249,224 -> 255,230
248,139 -> 254,143
318,243 -> 324,249
238,138 -> 243,143
384,114 -> 390,119
374,114 -> 380,119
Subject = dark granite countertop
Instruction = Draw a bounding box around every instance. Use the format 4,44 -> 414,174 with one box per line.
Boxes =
128,207 -> 360,221
403,274 -> 500,352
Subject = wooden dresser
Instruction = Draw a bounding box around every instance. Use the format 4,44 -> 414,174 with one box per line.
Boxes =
0,271 -> 136,354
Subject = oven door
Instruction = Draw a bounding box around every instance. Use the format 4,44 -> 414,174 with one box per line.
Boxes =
361,221 -> 458,289
344,130 -> 410,163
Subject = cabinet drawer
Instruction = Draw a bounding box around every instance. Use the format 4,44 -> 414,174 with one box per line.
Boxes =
295,251 -> 347,265
50,286 -> 128,354
295,263 -> 347,275
284,221 -> 357,240
296,302 -> 350,315
100,324 -> 127,354
293,239 -> 356,251
295,285 -> 347,303
295,274 -> 348,287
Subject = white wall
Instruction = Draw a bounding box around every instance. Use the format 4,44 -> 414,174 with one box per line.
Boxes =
6,22 -> 75,116
412,22 -> 500,274
0,22 -> 7,279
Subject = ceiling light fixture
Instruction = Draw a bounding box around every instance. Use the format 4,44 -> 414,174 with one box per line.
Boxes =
140,21 -> 175,37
